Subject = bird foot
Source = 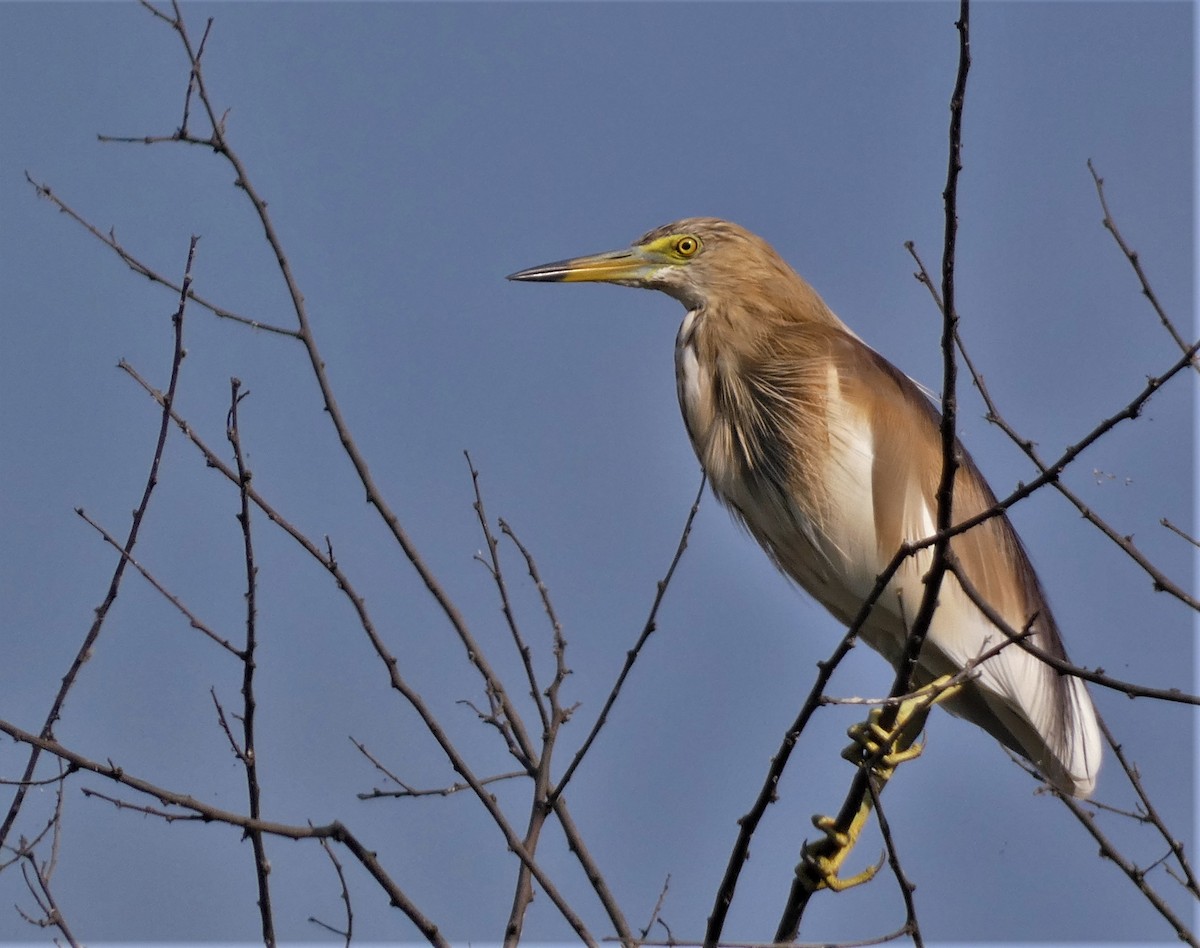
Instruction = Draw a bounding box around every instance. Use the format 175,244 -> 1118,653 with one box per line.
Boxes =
840,675 -> 964,774
800,676 -> 965,893
801,812 -> 885,891
839,708 -> 925,775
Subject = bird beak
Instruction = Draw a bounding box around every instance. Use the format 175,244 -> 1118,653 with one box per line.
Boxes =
507,245 -> 662,285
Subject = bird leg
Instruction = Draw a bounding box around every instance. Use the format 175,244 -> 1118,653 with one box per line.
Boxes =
800,675 -> 964,893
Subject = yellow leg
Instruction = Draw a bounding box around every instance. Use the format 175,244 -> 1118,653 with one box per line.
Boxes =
800,676 -> 963,893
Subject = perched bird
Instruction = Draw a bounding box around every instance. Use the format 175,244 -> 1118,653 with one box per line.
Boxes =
508,218 -> 1101,798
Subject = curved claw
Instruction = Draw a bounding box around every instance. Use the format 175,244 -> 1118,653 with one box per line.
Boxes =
802,815 -> 886,892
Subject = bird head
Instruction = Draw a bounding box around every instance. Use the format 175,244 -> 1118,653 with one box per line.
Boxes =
508,217 -> 793,312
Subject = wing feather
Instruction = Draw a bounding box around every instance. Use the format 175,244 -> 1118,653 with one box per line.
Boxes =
679,299 -> 1100,796
834,335 -> 1101,796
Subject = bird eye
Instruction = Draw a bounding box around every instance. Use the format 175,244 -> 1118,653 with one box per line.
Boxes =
675,235 -> 700,257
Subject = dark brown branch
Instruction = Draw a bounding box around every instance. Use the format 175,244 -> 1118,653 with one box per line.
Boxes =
466,453 -> 548,742
1096,717 -> 1198,898
0,718 -> 448,945
24,173 -> 297,338
156,7 -> 540,761
705,533 -> 1020,944
952,561 -> 1198,922
352,735 -> 523,800
863,776 -> 922,948
946,559 -> 1198,705
551,473 -> 706,803
117,358 -> 601,945
706,537 -> 905,945
1088,159 -> 1196,367
1058,792 -> 1198,946
462,479 -> 573,944
0,235 -> 196,856
491,515 -> 625,942
0,767 -> 78,790
74,508 -> 241,656
309,832 -> 353,946
226,378 -> 275,945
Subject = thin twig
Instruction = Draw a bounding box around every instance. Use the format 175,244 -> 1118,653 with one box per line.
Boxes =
226,377 -> 275,945
499,517 -> 573,718
210,689 -> 244,761
15,850 -> 80,947
640,875 -> 671,942
706,536 -> 907,945
309,832 -> 353,947
1088,159 -> 1196,367
492,513 -> 616,942
24,173 -> 297,338
552,474 -> 706,802
634,929 -> 915,948
117,356 -> 600,945
466,452 -> 548,741
1096,716 -> 1199,898
1,719 -> 448,945
0,235 -> 196,855
1058,792 -> 1198,946
74,508 -> 241,656
351,737 -> 523,799
148,4 -> 550,782
863,776 -> 922,948
946,558 -> 1198,705
1161,518 -> 1200,548
12,762 -> 78,946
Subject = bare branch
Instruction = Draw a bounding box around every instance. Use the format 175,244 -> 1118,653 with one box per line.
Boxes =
640,874 -> 671,942
1096,717 -> 1199,898
1161,517 -> 1200,549
1059,793 -> 1198,946
24,173 -> 298,338
863,776 -> 922,948
309,832 -> 353,946
352,734 -> 523,800
552,473 -> 706,802
1088,159 -> 1197,366
499,519 -> 572,709
0,718 -> 449,947
16,850 -> 80,948
226,377 -> 275,945
74,508 -> 241,656
466,452 -> 549,739
948,559 -> 1198,705
0,235 -> 197,855
116,358 -> 603,944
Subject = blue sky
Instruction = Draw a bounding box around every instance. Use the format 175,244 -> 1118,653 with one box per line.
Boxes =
0,2 -> 1195,944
